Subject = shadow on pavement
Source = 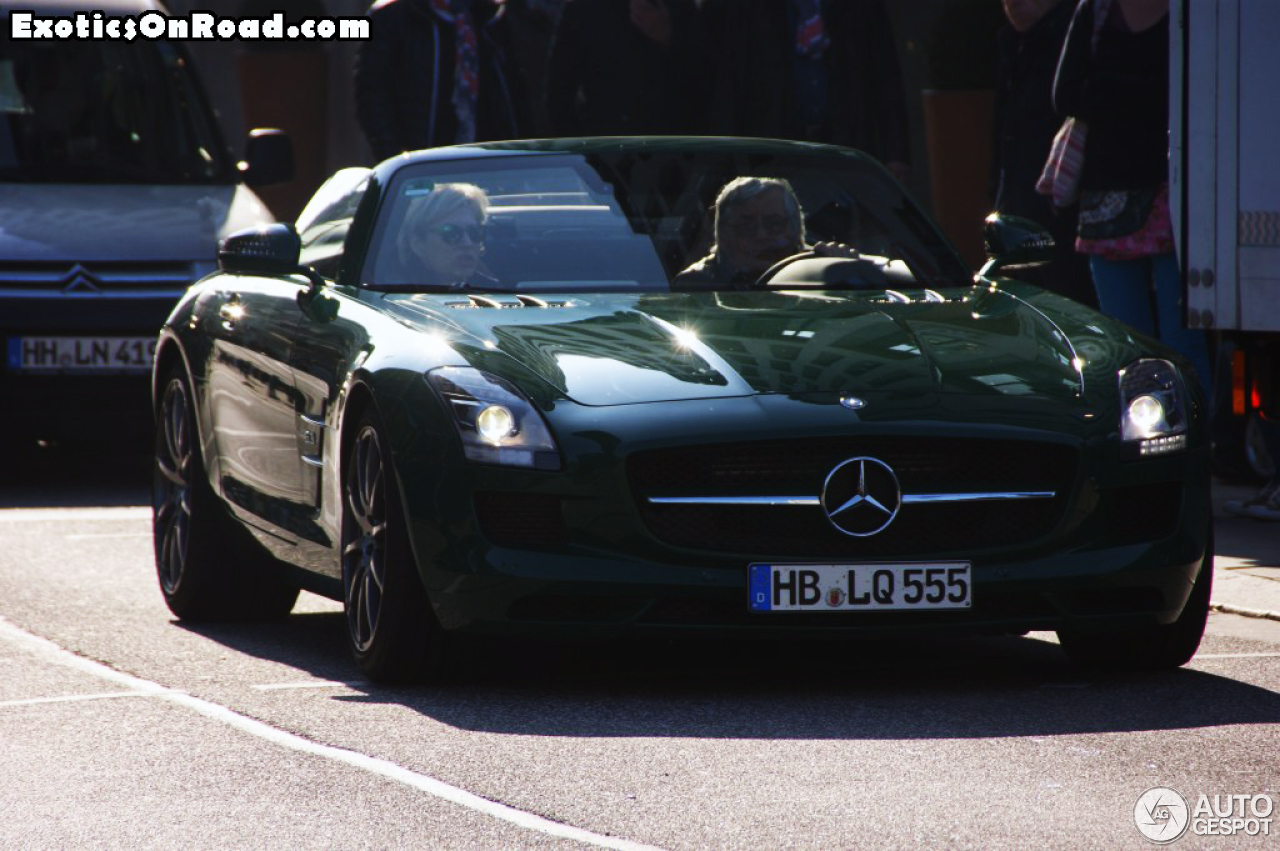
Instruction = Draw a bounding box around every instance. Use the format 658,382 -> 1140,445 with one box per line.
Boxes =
1213,479 -> 1280,568
180,611 -> 1280,742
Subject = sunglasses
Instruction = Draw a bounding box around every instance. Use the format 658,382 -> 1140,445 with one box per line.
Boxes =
428,223 -> 486,245
728,214 -> 791,239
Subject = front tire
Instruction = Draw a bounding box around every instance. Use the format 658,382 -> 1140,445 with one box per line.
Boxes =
342,409 -> 446,682
152,365 -> 299,620
1057,529 -> 1213,671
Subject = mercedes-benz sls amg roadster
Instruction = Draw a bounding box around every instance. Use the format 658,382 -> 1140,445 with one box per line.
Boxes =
151,138 -> 1212,682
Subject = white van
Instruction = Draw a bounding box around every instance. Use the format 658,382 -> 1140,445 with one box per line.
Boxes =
0,0 -> 289,446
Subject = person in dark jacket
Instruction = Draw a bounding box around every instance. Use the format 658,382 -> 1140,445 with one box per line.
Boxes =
355,0 -> 526,161
546,0 -> 701,136
500,0 -> 567,137
703,0 -> 910,181
992,0 -> 1095,306
1053,0 -> 1210,391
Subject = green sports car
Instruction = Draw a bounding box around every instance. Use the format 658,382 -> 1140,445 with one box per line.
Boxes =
150,138 -> 1212,682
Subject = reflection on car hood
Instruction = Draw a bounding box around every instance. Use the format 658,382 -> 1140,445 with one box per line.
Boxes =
0,184 -> 272,262
396,288 -> 1090,407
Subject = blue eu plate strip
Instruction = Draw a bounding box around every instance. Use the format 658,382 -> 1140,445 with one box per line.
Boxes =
749,564 -> 771,612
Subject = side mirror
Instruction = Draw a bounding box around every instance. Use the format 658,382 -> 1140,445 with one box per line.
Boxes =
218,223 -> 302,275
979,213 -> 1055,277
238,128 -> 294,187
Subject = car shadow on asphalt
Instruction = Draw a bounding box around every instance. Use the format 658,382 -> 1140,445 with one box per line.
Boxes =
181,612 -> 1280,741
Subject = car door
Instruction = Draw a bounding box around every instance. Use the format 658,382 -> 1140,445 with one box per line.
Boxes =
273,167 -> 374,571
286,284 -> 376,570
203,275 -> 308,543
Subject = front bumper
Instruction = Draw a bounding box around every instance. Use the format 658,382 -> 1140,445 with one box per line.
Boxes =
394,402 -> 1211,639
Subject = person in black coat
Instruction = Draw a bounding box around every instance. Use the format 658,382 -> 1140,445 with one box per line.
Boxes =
355,0 -> 527,161
703,0 -> 910,182
1053,0 -> 1211,392
992,0 -> 1095,306
546,0 -> 701,137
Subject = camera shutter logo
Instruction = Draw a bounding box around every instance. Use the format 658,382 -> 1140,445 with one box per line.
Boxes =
1135,787 -> 1190,844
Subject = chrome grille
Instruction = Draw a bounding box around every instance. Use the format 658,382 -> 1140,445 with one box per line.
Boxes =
629,437 -> 1078,557
0,261 -> 197,298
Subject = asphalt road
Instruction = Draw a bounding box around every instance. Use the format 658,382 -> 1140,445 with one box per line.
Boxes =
2,448 -> 1278,850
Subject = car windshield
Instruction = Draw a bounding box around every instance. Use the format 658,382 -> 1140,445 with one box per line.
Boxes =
364,145 -> 972,294
0,39 -> 231,183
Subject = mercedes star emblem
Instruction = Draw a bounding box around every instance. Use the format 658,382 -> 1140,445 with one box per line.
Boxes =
820,456 -> 902,537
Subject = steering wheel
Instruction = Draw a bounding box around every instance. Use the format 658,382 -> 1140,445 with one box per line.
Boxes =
752,250 -> 818,288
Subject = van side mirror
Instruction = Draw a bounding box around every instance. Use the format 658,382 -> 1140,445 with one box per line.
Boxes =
238,128 -> 294,187
979,213 -> 1055,277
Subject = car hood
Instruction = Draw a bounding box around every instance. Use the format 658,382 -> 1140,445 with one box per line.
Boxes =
393,287 -> 1116,409
0,184 -> 273,262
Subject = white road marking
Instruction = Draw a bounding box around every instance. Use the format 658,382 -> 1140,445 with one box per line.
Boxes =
0,507 -> 151,522
1194,652 -> 1280,659
0,690 -> 182,708
0,615 -> 665,851
64,533 -> 152,540
251,681 -> 354,691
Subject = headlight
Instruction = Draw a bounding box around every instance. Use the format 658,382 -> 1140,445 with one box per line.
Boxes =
1119,359 -> 1188,456
427,367 -> 561,469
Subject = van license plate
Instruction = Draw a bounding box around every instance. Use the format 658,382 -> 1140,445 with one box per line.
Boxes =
749,563 -> 972,611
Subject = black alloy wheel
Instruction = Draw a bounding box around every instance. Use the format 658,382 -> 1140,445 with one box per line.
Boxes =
154,371 -> 197,604
152,365 -> 299,620
341,410 -> 442,682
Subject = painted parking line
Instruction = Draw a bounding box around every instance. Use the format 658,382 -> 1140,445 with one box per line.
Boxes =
0,507 -> 151,522
0,690 -> 182,708
0,615 -> 665,851
1193,652 -> 1280,659
251,681 -> 356,691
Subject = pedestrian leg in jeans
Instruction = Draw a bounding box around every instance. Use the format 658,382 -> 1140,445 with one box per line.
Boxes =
1150,252 -> 1212,399
1090,252 -> 1212,400
1090,254 -> 1157,335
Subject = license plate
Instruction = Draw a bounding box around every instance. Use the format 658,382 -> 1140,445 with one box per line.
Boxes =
749,562 -> 972,612
7,336 -> 156,373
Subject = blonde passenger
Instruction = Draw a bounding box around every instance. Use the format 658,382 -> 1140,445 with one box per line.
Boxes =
398,182 -> 492,287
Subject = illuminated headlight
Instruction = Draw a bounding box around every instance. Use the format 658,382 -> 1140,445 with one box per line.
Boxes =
427,367 -> 560,469
1119,359 -> 1188,456
476,405 -> 517,443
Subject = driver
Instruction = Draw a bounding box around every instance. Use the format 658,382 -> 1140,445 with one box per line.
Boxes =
674,176 -> 853,289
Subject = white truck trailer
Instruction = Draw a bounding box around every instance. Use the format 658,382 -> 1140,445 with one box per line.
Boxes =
1171,0 -> 1278,478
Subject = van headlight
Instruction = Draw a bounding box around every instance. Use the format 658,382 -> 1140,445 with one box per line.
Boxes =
427,367 -> 561,470
1119,359 -> 1188,456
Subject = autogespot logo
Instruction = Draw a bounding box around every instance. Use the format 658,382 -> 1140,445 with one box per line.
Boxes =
1135,787 -> 1190,844
1134,787 -> 1277,843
